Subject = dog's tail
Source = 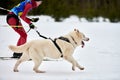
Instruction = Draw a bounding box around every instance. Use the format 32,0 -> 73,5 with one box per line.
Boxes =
8,43 -> 30,53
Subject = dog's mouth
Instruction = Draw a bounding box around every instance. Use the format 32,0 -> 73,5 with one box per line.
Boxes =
81,41 -> 85,48
81,38 -> 89,48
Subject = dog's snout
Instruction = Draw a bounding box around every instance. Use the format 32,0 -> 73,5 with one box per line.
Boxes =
87,38 -> 89,41
83,37 -> 89,41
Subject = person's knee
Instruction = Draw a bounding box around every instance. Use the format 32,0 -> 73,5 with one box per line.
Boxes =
20,32 -> 27,39
23,33 -> 27,39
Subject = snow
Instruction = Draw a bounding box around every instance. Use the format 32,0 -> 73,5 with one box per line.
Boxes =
0,15 -> 120,80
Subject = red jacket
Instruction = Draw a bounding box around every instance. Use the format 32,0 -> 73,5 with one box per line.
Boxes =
20,0 -> 37,24
12,0 -> 37,24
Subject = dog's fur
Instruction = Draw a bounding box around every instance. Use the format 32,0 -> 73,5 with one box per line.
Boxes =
9,29 -> 89,73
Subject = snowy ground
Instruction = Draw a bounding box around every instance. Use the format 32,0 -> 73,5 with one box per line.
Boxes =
0,15 -> 120,80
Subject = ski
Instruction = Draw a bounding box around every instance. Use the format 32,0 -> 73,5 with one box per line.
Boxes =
0,57 -> 62,61
0,57 -> 18,60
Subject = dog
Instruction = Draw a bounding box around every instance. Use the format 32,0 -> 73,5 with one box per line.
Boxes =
9,29 -> 89,73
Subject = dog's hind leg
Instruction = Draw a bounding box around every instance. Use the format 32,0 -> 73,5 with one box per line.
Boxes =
13,52 -> 30,72
29,49 -> 45,73
32,58 -> 45,73
14,59 -> 22,72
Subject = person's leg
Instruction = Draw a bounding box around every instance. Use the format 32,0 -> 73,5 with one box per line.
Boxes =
13,23 -> 27,46
7,14 -> 27,58
12,24 -> 27,58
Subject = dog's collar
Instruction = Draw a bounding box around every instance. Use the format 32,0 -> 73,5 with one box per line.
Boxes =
70,36 -> 77,44
69,35 -> 78,48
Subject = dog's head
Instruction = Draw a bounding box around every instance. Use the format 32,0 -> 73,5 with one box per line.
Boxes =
70,29 -> 89,48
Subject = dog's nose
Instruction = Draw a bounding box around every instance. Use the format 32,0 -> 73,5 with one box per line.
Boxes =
84,37 -> 89,41
87,38 -> 90,41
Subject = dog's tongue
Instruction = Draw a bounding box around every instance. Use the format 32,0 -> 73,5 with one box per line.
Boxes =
81,41 -> 85,48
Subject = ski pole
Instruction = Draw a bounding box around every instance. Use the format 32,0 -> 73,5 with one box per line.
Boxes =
0,24 -> 32,33
0,7 -> 10,12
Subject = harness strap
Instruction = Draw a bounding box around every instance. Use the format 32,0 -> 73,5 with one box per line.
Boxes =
50,38 -> 63,57
49,36 -> 70,57
51,36 -> 70,57
58,36 -> 70,43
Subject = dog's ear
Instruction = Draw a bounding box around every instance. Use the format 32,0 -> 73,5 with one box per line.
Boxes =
74,29 -> 80,33
74,29 -> 77,31
74,29 -> 81,37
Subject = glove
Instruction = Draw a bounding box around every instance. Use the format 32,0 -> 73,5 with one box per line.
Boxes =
30,18 -> 39,22
29,23 -> 35,29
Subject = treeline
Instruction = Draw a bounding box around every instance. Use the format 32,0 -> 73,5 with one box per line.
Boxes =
0,0 -> 120,22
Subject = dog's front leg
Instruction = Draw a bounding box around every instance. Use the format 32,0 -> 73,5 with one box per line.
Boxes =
64,56 -> 84,71
75,61 -> 84,70
64,56 -> 77,71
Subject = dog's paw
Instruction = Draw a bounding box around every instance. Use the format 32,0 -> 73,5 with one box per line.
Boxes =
80,67 -> 84,70
14,69 -> 19,72
35,70 -> 46,73
72,66 -> 75,71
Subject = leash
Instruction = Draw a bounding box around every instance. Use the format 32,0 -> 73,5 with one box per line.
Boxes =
34,28 -> 48,39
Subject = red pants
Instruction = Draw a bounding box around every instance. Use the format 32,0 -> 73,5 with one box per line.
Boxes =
7,13 -> 27,46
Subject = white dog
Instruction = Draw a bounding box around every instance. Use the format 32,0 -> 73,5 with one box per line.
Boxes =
9,29 -> 89,73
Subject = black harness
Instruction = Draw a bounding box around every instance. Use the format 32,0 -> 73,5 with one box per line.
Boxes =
50,36 -> 70,57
